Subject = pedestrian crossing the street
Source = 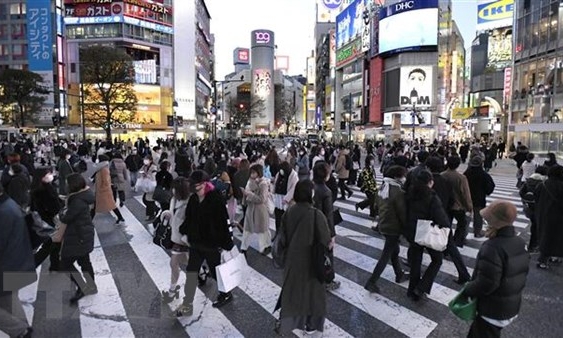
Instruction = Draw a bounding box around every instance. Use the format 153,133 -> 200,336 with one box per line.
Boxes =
2,172 -> 531,338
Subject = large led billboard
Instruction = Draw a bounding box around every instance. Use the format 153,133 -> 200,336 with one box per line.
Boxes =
487,27 -> 512,70
399,66 -> 433,108
378,0 -> 438,55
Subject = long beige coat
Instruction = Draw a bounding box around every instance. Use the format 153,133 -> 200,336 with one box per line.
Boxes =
95,165 -> 116,213
243,177 -> 270,233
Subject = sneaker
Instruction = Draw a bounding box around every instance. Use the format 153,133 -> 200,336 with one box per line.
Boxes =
198,266 -> 208,286
212,292 -> 233,308
161,285 -> 180,304
175,303 -> 193,317
115,218 -> 125,225
537,262 -> 549,270
326,280 -> 341,291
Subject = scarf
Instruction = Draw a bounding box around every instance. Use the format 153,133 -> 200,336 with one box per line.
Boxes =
378,177 -> 403,199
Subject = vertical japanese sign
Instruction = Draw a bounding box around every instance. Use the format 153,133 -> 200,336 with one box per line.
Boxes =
27,0 -> 54,120
27,0 -> 53,72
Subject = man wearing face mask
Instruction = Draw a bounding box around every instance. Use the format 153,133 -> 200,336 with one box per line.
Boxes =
56,149 -> 75,196
272,161 -> 299,232
177,170 -> 234,316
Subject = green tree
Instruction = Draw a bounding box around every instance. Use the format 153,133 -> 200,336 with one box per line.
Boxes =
225,96 -> 265,131
0,69 -> 48,127
81,46 -> 138,141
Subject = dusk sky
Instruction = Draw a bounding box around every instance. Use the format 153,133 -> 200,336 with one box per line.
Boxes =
206,0 -> 478,79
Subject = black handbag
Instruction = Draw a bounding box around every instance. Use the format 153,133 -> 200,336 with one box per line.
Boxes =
312,211 -> 335,283
152,215 -> 173,250
332,208 -> 343,225
153,185 -> 173,205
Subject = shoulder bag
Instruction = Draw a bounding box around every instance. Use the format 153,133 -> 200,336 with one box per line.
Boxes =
414,219 -> 450,252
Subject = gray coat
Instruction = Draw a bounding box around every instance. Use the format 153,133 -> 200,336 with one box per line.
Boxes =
110,158 -> 129,191
243,177 -> 270,233
277,203 -> 331,321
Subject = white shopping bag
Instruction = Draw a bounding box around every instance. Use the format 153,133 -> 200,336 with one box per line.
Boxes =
216,247 -> 248,293
415,219 -> 450,252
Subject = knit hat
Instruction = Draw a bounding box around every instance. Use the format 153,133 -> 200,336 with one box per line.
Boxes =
187,170 -> 210,186
481,200 -> 517,237
469,156 -> 483,167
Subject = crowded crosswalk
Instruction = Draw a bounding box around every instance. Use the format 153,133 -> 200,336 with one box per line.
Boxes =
1,164 -> 541,338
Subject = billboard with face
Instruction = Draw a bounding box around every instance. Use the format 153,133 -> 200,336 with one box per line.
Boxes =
253,69 -> 272,101
400,66 -> 433,108
487,27 -> 512,70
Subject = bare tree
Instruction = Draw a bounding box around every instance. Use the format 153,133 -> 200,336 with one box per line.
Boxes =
275,95 -> 299,133
224,96 -> 265,131
80,46 -> 138,141
0,69 -> 48,127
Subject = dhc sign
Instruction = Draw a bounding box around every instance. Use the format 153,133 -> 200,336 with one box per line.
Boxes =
477,0 -> 514,24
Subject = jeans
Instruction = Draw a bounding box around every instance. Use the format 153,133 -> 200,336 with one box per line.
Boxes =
60,254 -> 95,292
450,210 -> 469,247
407,242 -> 443,295
130,171 -> 138,187
338,178 -> 352,199
472,207 -> 484,235
183,246 -> 222,305
468,316 -> 502,338
0,291 -> 29,337
368,235 -> 403,284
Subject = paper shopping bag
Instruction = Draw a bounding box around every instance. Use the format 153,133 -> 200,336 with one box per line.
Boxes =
216,251 -> 248,293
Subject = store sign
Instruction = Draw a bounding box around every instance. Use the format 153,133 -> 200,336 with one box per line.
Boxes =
64,15 -> 122,25
64,0 -> 171,15
383,111 -> 432,125
336,39 -> 362,68
255,32 -> 271,44
65,3 -> 122,17
451,108 -> 475,120
503,67 -> 512,104
251,30 -> 275,48
476,0 -> 514,31
322,0 -> 342,9
27,0 -> 53,72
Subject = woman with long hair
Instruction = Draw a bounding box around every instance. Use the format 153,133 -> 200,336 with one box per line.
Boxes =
240,164 -> 272,255
160,177 -> 191,303
140,155 -> 159,220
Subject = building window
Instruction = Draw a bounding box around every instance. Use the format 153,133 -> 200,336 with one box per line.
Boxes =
9,3 -> 25,18
12,44 -> 23,56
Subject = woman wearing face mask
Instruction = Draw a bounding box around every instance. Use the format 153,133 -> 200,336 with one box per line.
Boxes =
92,155 -> 125,225
160,177 -> 191,304
56,149 -> 75,196
176,170 -> 234,316
296,147 -> 310,181
312,147 -> 326,168
272,161 -> 299,232
364,165 -> 409,293
140,155 -> 159,220
355,155 -> 379,222
240,164 -> 272,255
30,167 -> 64,270
155,160 -> 173,212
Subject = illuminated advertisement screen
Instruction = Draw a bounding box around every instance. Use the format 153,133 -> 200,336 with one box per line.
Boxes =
253,69 -> 272,99
487,27 -> 512,70
399,66 -> 434,108
378,0 -> 438,55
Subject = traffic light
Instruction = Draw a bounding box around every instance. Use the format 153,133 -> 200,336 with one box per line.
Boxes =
52,116 -> 60,126
239,103 -> 245,110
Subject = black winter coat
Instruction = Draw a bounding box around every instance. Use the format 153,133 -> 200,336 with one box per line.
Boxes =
313,183 -> 335,237
180,189 -> 233,251
60,189 -> 96,258
431,173 -> 453,212
404,188 -> 450,242
534,179 -> 563,257
464,226 -> 530,320
464,167 -> 495,208
31,183 -> 63,226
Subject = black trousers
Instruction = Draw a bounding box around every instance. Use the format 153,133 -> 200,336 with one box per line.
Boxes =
445,231 -> 471,281
368,235 -> 402,283
407,242 -> 443,295
468,316 -> 502,338
183,246 -> 222,305
274,208 -> 285,232
338,178 -> 352,198
357,191 -> 377,217
450,210 -> 468,247
142,193 -> 158,217
112,185 -> 126,205
528,217 -> 538,249
60,254 -> 95,292
34,238 -> 61,270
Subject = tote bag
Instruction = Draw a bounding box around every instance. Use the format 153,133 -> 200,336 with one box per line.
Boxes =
216,247 -> 248,293
448,286 -> 477,321
414,219 -> 450,252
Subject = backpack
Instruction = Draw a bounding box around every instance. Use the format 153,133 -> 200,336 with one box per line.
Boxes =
74,159 -> 87,173
345,154 -> 353,170
212,177 -> 232,202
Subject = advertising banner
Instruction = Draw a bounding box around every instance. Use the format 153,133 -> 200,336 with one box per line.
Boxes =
336,39 -> 362,68
503,67 -> 512,105
487,27 -> 512,70
253,69 -> 272,99
64,3 -> 121,17
329,29 -> 336,68
477,0 -> 514,31
27,0 -> 53,72
307,57 -> 316,85
275,56 -> 289,72
251,30 -> 275,48
336,0 -> 364,49
64,0 -> 172,15
383,111 -> 432,125
451,107 -> 475,120
399,66 -> 433,108
233,48 -> 250,64
378,0 -> 439,55
133,60 -> 157,84
317,0 -> 343,23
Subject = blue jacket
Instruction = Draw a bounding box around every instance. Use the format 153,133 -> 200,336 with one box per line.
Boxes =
0,193 -> 35,294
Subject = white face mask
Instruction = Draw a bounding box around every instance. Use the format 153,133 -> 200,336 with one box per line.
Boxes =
399,177 -> 406,184
320,150 -> 325,156
44,173 -> 54,183
8,170 -> 14,176
65,155 -> 71,160
143,159 -> 150,165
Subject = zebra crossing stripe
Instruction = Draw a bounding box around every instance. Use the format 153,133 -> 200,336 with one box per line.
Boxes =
78,232 -> 135,337
119,204 -> 244,337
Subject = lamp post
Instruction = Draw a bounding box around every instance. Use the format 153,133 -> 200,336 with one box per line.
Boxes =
172,100 -> 178,145
410,89 -> 418,143
212,75 -> 245,140
80,82 -> 86,141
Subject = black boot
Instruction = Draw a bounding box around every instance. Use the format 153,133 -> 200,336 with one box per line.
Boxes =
69,288 -> 85,305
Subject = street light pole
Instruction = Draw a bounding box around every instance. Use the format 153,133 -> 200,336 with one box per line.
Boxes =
80,82 -> 86,141
410,89 -> 418,143
172,100 -> 178,146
